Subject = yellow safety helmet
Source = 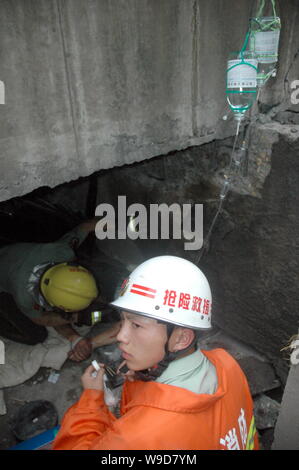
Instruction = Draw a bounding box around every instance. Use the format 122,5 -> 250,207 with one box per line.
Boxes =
40,263 -> 99,312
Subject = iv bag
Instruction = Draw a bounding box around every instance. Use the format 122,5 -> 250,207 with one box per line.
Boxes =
249,0 -> 281,86
226,51 -> 258,122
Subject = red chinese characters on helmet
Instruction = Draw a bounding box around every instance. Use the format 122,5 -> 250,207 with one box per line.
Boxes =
163,289 -> 211,315
163,290 -> 177,307
178,293 -> 191,310
111,256 -> 212,330
192,296 -> 202,312
202,299 -> 211,315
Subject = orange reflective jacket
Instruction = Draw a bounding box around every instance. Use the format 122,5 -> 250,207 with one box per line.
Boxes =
53,349 -> 259,450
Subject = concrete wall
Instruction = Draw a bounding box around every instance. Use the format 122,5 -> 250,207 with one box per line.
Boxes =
0,0 -> 297,201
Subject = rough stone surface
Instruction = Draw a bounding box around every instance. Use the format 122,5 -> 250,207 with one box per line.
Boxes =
235,358 -> 280,398
198,328 -> 280,397
0,0 -> 298,201
258,428 -> 275,451
197,129 -> 299,384
254,394 -> 281,430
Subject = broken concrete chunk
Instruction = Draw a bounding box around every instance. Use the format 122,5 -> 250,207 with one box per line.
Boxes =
254,394 -> 281,430
198,329 -> 281,396
236,356 -> 281,397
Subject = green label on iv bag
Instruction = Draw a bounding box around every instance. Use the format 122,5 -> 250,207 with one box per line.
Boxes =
227,60 -> 258,88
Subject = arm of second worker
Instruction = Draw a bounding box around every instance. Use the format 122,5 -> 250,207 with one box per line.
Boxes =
76,218 -> 100,235
32,313 -> 74,327
58,217 -> 102,248
52,389 -> 117,450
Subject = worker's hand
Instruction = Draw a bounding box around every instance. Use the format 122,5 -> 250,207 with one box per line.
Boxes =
91,322 -> 121,348
81,364 -> 105,391
68,337 -> 92,362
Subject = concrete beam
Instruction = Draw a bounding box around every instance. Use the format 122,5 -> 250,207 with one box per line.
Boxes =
0,0 -> 298,201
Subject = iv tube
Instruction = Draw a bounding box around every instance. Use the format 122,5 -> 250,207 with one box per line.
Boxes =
196,121 -> 241,265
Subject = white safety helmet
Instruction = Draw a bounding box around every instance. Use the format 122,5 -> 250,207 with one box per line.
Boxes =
111,255 -> 212,330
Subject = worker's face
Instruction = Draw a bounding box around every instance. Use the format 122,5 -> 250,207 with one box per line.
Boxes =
117,311 -> 168,371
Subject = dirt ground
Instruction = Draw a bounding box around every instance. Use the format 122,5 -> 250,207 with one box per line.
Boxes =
0,358 -> 91,449
0,337 -> 123,450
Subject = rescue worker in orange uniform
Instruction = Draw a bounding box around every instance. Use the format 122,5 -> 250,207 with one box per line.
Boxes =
53,256 -> 259,450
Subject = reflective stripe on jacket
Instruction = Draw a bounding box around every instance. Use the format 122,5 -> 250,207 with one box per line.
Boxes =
53,348 -> 259,450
